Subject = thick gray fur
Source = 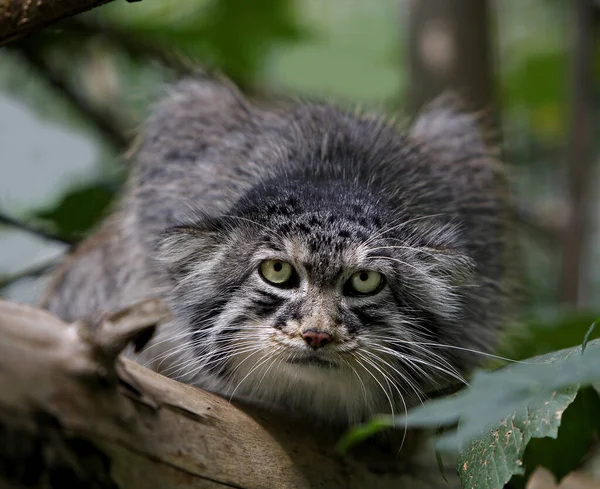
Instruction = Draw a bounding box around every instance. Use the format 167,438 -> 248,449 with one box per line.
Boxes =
43,77 -> 511,426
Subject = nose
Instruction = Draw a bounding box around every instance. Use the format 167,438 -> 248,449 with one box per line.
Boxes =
302,330 -> 333,349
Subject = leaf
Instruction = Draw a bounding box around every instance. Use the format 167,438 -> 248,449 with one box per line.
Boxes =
388,339 -> 600,448
520,387 -> 600,484
582,319 -> 597,353
498,311 -> 600,361
457,386 -> 578,489
361,339 -> 600,489
100,0 -> 307,87
32,182 -> 118,238
338,338 -> 600,482
502,50 -> 568,141
336,415 -> 392,453
458,416 -> 526,489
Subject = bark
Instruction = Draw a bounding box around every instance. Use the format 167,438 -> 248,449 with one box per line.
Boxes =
405,0 -> 495,119
559,0 -> 595,306
0,298 -> 459,489
0,0 -> 124,47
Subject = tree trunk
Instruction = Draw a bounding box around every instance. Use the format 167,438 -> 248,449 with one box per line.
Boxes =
559,0 -> 596,306
0,298 -> 458,489
405,0 -> 495,118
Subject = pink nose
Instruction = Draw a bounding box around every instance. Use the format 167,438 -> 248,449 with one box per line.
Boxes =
302,330 -> 332,349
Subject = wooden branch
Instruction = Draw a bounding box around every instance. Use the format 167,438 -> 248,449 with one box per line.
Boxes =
0,211 -> 75,246
0,298 -> 459,489
0,0 -> 130,47
0,259 -> 57,291
66,18 -> 194,76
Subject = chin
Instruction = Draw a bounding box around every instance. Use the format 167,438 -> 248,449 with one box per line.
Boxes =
221,350 -> 399,427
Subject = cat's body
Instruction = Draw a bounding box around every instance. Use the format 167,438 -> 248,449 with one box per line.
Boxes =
44,78 -> 511,426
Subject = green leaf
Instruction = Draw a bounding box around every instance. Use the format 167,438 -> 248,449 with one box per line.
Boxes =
339,338 -> 600,488
582,319 -> 598,353
336,415 -> 392,453
32,182 -> 117,238
497,311 -> 600,361
458,416 -> 526,489
504,51 -> 567,108
389,339 -> 600,448
502,50 -> 568,140
100,0 -> 307,87
520,387 -> 600,484
457,386 -> 578,489
435,447 -> 448,482
371,339 -> 600,489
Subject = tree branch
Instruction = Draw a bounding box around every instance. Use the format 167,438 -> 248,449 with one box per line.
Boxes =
12,42 -> 132,150
0,211 -> 75,246
0,260 -> 57,291
0,0 -> 136,47
0,298 -> 459,489
65,18 -> 194,76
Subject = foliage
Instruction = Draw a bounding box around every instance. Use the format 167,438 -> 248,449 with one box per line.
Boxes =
32,181 -> 119,239
342,335 -> 600,489
515,387 -> 600,485
98,0 -> 307,88
458,386 -> 578,489
497,311 -> 600,361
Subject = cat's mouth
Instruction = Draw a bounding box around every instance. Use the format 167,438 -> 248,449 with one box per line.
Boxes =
286,355 -> 337,368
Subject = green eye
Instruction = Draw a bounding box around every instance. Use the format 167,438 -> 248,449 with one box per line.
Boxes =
259,260 -> 295,286
347,270 -> 383,296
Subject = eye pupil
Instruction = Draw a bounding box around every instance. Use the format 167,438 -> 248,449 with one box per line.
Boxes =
273,262 -> 283,272
359,272 -> 369,281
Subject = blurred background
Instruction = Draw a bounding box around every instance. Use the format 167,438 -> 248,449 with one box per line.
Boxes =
0,0 -> 599,361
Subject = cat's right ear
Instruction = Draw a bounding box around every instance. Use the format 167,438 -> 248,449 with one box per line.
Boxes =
133,76 -> 253,162
155,218 -> 225,282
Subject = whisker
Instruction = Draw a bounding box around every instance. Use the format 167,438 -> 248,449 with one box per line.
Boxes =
361,349 -> 426,405
352,351 -> 396,420
354,351 -> 410,452
254,345 -> 287,393
369,343 -> 468,386
340,357 -> 368,406
221,214 -> 286,242
368,255 -> 435,277
362,213 -> 446,247
372,336 -> 528,364
228,349 -> 277,401
367,357 -> 411,456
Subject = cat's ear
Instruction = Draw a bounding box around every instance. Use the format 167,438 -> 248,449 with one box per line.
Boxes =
152,75 -> 250,127
409,93 -> 494,158
155,218 -> 226,282
133,76 -> 253,163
